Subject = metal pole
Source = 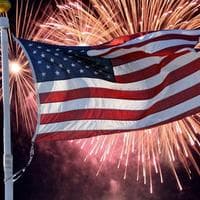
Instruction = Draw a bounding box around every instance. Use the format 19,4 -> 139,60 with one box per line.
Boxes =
0,16 -> 13,200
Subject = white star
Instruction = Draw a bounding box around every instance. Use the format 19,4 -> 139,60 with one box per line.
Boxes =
104,66 -> 109,70
80,69 -> 84,73
54,53 -> 59,56
59,64 -> 63,68
46,49 -> 51,52
69,56 -> 73,58
81,49 -> 85,53
33,50 -> 37,54
46,65 -> 50,69
56,48 -> 60,51
94,71 -> 98,75
107,75 -> 111,79
28,43 -> 33,47
38,60 -> 42,64
77,60 -> 82,63
71,63 -> 76,67
67,69 -> 71,73
85,65 -> 90,69
68,50 -> 72,53
41,53 -> 45,58
63,57 -> 68,61
42,72 -> 46,77
50,58 -> 54,62
37,46 -> 42,49
55,71 -> 60,75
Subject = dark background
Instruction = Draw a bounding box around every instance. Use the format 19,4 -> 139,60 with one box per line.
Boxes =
1,0 -> 200,199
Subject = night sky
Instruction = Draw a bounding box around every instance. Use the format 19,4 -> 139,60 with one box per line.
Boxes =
1,0 -> 200,200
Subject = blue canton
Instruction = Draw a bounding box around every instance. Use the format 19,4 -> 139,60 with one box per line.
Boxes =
19,39 -> 115,83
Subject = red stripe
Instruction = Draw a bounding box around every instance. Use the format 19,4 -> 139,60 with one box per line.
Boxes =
40,83 -> 200,123
36,107 -> 200,142
93,32 -> 152,49
115,51 -> 187,82
39,58 -> 200,103
94,31 -> 199,49
111,45 -> 195,66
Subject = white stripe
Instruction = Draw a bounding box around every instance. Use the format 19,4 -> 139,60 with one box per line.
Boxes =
40,70 -> 200,114
176,48 -> 197,53
87,29 -> 200,56
37,52 -> 200,93
114,56 -> 164,76
102,40 -> 197,59
38,95 -> 200,134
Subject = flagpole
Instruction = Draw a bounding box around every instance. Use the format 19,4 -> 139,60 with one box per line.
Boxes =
0,1 -> 12,200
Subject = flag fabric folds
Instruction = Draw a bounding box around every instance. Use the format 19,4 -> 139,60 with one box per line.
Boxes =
17,29 -> 200,142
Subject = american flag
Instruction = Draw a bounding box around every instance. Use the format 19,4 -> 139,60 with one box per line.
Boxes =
17,29 -> 200,142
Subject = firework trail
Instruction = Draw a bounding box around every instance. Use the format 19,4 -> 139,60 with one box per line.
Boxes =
1,0 -> 199,194
0,0 -> 51,132
37,0 -> 200,193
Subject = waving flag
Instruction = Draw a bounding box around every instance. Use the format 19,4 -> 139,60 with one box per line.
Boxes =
17,29 -> 200,142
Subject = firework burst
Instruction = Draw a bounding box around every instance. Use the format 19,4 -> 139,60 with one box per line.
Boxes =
0,0 -> 52,132
37,0 -> 200,193
1,0 -> 199,194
